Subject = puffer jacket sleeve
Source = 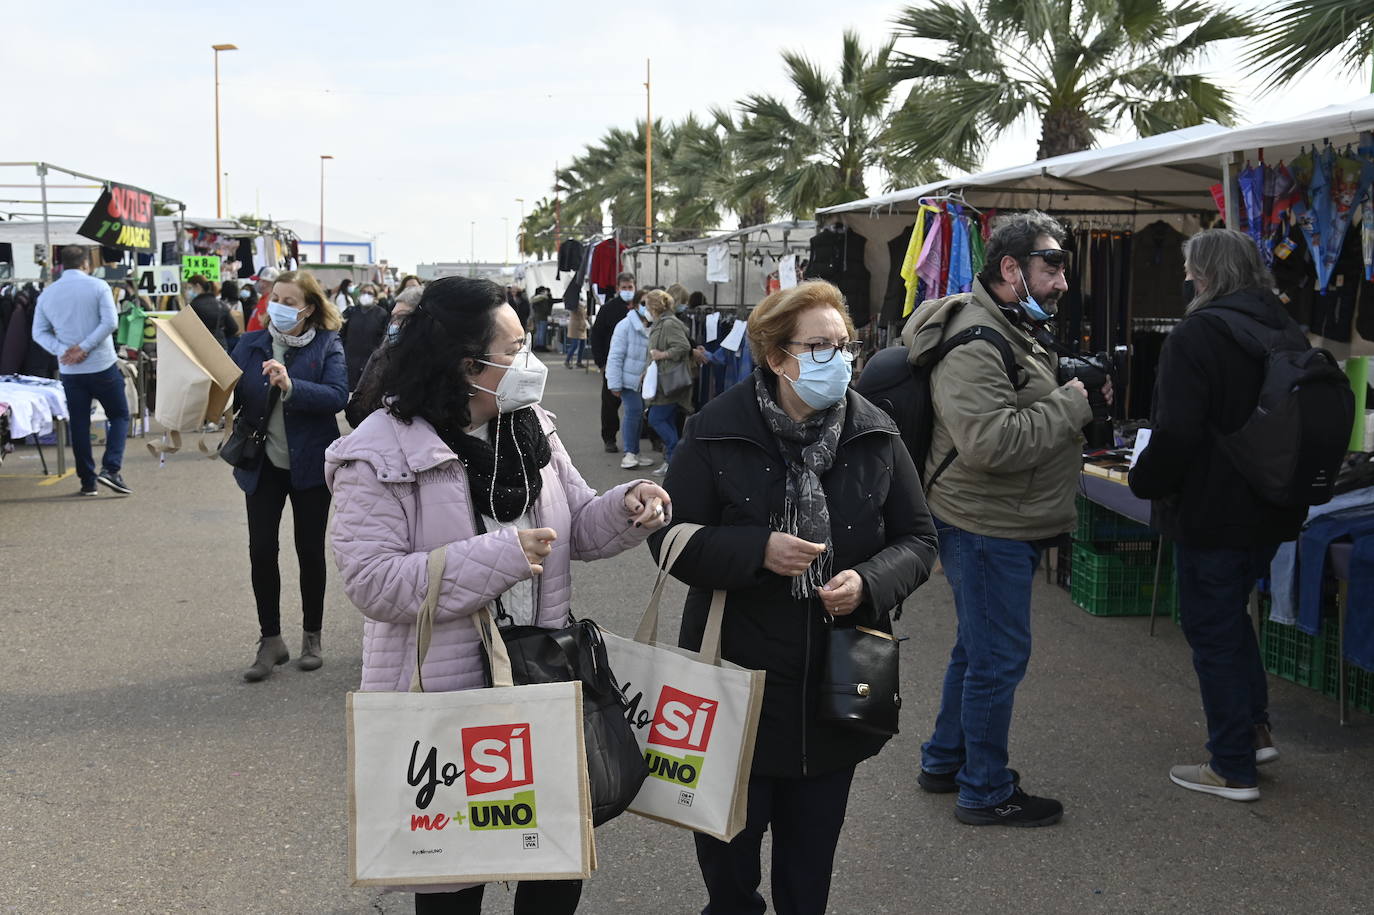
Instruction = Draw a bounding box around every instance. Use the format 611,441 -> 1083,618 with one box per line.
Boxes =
606,318 -> 629,391
852,433 -> 938,616
285,333 -> 349,415
932,340 -> 1091,472
547,430 -> 650,560
330,459 -> 534,625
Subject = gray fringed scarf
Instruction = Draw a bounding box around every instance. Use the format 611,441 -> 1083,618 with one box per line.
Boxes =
753,370 -> 846,598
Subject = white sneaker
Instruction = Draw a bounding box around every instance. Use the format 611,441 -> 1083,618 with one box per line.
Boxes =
652,462 -> 669,476
619,453 -> 640,470
1168,762 -> 1259,801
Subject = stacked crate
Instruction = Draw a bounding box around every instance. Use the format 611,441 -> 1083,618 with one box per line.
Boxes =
1070,496 -> 1175,617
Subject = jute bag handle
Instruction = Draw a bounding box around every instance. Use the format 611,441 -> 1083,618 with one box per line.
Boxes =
409,546 -> 514,693
635,523 -> 728,666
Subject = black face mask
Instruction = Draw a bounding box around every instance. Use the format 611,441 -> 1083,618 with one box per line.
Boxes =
1182,279 -> 1196,302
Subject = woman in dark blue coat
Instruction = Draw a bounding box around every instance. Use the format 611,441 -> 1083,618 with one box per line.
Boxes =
230,270 -> 348,682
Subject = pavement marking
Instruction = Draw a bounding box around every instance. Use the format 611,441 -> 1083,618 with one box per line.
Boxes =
36,470 -> 76,486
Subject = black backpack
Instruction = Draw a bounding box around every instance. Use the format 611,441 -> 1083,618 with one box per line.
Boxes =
1202,305 -> 1355,508
856,325 -> 1025,489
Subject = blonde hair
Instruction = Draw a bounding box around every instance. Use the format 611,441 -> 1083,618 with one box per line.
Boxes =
665,282 -> 689,305
747,280 -> 855,374
643,288 -> 675,318
274,270 -> 342,331
1182,228 -> 1274,314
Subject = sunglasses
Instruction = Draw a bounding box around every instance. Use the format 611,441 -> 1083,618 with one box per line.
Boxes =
1028,249 -> 1070,268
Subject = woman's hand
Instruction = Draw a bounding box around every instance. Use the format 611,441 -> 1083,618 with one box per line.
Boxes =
692,345 -> 709,366
262,359 -> 291,393
517,528 -> 557,574
649,348 -> 668,361
819,569 -> 864,616
763,533 -> 826,577
624,482 -> 671,529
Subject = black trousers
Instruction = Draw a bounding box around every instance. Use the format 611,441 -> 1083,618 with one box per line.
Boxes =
415,879 -> 582,914
244,463 -> 331,638
694,766 -> 855,915
600,374 -> 621,445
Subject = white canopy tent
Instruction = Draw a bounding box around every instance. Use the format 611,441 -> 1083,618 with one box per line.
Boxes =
817,94 -> 1374,355
623,220 -> 816,307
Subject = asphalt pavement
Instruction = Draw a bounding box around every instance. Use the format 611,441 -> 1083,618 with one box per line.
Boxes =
2,355 -> 1371,914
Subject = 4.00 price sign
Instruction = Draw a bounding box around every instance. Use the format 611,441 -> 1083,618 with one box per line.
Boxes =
181,255 -> 221,283
135,265 -> 181,298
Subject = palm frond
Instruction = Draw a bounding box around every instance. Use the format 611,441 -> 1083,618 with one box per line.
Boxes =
1245,0 -> 1374,91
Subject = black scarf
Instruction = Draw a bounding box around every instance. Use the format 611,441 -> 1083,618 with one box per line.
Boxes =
440,409 -> 552,522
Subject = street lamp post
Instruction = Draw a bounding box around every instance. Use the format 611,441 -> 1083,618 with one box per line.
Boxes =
212,43 -> 238,219
223,172 -> 229,215
515,197 -> 524,257
319,155 -> 334,263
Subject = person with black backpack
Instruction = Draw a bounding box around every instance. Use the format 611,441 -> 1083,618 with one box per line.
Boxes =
874,211 -> 1101,828
1129,228 -> 1353,803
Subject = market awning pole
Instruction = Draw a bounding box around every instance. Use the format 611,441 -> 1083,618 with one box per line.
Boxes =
37,163 -> 51,283
1219,153 -> 1239,228
1352,52 -> 1374,452
644,59 -> 653,245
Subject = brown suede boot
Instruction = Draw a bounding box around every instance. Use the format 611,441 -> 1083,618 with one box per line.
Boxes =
298,631 -> 323,672
243,635 -> 290,682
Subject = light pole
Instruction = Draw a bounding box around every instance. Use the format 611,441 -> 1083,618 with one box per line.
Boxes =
515,197 -> 525,257
223,172 -> 229,215
212,43 -> 238,219
319,155 -> 334,263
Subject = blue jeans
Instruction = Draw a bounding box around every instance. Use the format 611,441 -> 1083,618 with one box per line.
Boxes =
61,364 -> 130,489
647,404 -> 679,461
921,517 -> 1043,808
619,388 -> 644,455
564,338 -> 585,366
1174,544 -> 1275,784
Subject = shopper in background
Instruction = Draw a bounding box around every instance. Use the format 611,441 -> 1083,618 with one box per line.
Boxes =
326,275 -> 669,915
649,281 -> 936,915
340,283 -> 389,391
591,271 -> 636,453
219,280 -> 245,351
1130,229 -> 1307,802
245,266 -> 280,332
643,288 -> 693,476
606,283 -> 653,471
531,285 -> 555,352
506,283 -> 532,332
565,298 -> 588,369
185,274 -> 231,348
907,211 -> 1103,827
345,284 -> 423,427
31,246 -> 132,496
397,274 -> 421,295
334,278 -> 355,313
230,270 -> 347,682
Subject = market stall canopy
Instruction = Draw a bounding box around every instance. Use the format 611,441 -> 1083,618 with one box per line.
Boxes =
623,220 -> 816,306
819,95 -> 1374,219
0,216 -> 290,248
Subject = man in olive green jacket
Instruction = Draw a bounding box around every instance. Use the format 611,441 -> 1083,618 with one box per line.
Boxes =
907,211 -> 1102,829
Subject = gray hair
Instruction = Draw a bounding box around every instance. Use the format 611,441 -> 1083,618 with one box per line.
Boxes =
1182,229 -> 1273,313
393,285 -> 424,315
979,210 -> 1067,287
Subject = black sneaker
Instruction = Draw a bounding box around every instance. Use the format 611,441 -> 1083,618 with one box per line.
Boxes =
78,484 -> 99,497
918,767 -> 1020,795
603,442 -> 618,454
96,470 -> 132,494
954,787 -> 1063,827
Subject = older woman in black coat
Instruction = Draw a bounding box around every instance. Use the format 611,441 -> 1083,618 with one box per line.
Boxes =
649,280 -> 937,915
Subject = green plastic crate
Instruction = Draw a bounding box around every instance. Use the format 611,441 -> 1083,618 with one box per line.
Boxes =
1260,617 -> 1328,691
1070,541 -> 1173,617
1074,496 -> 1155,543
1316,618 -> 1374,714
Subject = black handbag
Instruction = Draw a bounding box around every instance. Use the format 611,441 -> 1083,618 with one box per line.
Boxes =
218,385 -> 280,469
490,617 -> 650,826
818,623 -> 902,737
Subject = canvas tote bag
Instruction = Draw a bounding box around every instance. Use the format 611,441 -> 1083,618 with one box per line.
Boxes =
347,547 -> 595,886
600,523 -> 765,842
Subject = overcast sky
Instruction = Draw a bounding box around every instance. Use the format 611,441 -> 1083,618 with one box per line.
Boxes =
8,1 -> 1368,272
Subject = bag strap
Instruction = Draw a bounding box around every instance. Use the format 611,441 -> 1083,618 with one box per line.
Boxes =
926,324 -> 1025,490
470,605 -> 515,689
409,546 -> 448,693
636,522 -> 729,665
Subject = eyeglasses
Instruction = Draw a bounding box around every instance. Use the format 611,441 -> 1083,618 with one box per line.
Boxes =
1028,249 -> 1070,268
785,341 -> 862,363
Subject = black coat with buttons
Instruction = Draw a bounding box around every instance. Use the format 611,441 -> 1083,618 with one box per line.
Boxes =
648,371 -> 938,778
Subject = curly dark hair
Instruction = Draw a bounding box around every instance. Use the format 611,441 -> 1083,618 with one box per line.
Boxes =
977,210 -> 1067,289
381,276 -> 504,432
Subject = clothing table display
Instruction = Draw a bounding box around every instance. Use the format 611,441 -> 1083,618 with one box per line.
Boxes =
0,374 -> 70,475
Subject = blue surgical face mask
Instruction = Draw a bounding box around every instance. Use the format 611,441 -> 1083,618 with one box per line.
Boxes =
784,348 -> 853,410
618,289 -> 635,303
1015,267 -> 1053,322
637,305 -> 650,320
675,304 -> 688,314
267,301 -> 302,331
239,288 -> 252,301
386,322 -> 402,345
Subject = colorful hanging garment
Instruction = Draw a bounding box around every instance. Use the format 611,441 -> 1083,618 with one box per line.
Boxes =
1358,133 -> 1374,281
1238,164 -> 1267,263
901,203 -> 940,317
969,218 -> 986,278
916,209 -> 948,303
945,205 -> 973,296
1315,146 -> 1363,292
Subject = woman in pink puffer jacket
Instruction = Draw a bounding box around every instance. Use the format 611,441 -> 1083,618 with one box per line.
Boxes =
325,276 -> 670,914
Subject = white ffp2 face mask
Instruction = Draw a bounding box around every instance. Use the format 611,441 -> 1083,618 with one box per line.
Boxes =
473,351 -> 548,413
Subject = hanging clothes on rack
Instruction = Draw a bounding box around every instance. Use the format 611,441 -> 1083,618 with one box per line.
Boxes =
881,225 -> 913,325
706,243 -> 731,284
899,202 -> 940,318
804,224 -> 870,327
589,237 -> 626,290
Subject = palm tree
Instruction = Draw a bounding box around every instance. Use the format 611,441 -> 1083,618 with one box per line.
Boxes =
519,197 -> 559,260
1246,0 -> 1374,91
672,108 -> 775,230
728,30 -> 951,217
887,0 -> 1255,163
